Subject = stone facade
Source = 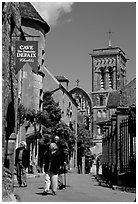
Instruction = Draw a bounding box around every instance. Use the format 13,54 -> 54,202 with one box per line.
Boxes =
69,87 -> 92,132
91,47 -> 127,92
43,67 -> 78,128
43,67 -> 78,169
17,2 -> 50,145
90,47 -> 127,137
2,2 -> 21,156
2,167 -> 13,199
15,2 -> 50,173
89,46 -> 128,167
2,2 -> 50,197
2,2 -> 22,199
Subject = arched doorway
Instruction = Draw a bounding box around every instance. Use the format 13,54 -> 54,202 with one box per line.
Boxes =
6,101 -> 15,139
4,101 -> 15,168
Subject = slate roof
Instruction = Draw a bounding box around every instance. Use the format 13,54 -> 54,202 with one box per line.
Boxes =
107,78 -> 136,108
107,90 -> 120,108
121,78 -> 136,106
19,2 -> 50,33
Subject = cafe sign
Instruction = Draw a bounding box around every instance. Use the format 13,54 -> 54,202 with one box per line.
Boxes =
15,41 -> 38,74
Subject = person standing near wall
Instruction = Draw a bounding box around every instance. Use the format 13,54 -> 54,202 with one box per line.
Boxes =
15,141 -> 29,187
96,157 -> 100,175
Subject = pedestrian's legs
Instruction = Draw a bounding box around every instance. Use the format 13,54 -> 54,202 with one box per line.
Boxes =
21,166 -> 27,186
16,163 -> 22,186
51,173 -> 58,194
44,172 -> 51,192
58,174 -> 66,189
58,174 -> 63,185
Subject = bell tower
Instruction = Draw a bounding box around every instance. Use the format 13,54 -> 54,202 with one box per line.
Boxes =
90,44 -> 127,139
90,46 -> 127,92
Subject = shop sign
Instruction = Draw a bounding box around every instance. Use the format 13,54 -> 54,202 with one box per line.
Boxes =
15,41 -> 38,74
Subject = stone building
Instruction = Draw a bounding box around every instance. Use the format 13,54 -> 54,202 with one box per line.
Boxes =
43,68 -> 78,169
89,45 -> 128,163
69,86 -> 92,133
2,2 -> 50,199
2,2 -> 23,200
2,1 -> 22,166
69,85 -> 93,174
16,2 -> 50,173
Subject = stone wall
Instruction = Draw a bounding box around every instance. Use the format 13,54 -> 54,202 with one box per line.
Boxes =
2,2 -> 22,199
2,167 -> 13,199
2,2 -> 21,151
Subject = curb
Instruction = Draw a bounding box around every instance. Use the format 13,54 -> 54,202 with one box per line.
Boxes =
112,185 -> 136,193
92,175 -> 136,193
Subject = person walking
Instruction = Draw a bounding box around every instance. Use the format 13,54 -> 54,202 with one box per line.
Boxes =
54,136 -> 69,189
15,141 -> 29,187
43,142 -> 62,196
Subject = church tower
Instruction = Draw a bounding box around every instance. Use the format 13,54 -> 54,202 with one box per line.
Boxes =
90,46 -> 127,92
90,41 -> 127,141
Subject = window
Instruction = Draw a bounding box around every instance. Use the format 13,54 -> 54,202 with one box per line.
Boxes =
97,126 -> 101,134
101,69 -> 105,89
97,110 -> 102,118
108,68 -> 113,88
96,96 -> 100,106
81,98 -> 85,110
100,95 -> 104,106
102,110 -> 107,118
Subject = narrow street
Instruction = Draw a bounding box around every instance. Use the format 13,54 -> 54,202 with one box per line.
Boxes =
14,172 -> 135,202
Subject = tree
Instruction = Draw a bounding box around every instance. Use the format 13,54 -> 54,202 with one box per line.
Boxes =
41,91 -> 62,127
38,91 -> 75,149
37,91 -> 61,145
77,123 -> 91,155
54,121 -> 75,158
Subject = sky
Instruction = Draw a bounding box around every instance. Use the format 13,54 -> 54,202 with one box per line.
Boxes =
32,1 -> 136,93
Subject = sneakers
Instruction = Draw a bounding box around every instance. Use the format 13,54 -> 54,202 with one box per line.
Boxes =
42,191 -> 48,195
59,184 -> 66,190
52,191 -> 56,196
42,190 -> 56,196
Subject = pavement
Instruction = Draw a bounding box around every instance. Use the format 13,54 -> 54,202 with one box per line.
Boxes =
4,172 -> 135,202
2,173 -> 43,202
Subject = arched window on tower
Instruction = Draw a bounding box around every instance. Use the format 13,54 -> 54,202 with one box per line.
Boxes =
97,125 -> 101,135
100,95 -> 104,106
108,67 -> 113,89
100,68 -> 105,89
